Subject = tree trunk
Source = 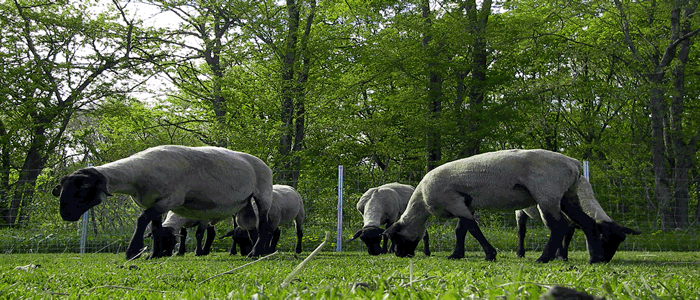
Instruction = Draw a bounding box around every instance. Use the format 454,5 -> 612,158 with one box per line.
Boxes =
277,0 -> 314,187
670,29 -> 691,228
6,125 -> 48,226
0,120 -> 11,225
277,0 -> 301,184
462,0 -> 492,157
203,19 -> 229,147
649,80 -> 674,230
421,0 -> 442,172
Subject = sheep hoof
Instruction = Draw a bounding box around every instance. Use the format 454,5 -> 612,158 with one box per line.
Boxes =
535,256 -> 552,263
447,253 -> 464,260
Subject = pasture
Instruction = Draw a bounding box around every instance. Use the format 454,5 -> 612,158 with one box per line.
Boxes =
2,249 -> 699,299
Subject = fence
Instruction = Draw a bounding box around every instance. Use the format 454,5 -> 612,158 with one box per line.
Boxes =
1,162 -> 699,255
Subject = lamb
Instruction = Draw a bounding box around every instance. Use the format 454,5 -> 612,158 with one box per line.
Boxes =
348,182 -> 430,256
159,212 -> 217,256
383,149 -> 641,263
52,145 -> 275,259
224,184 -> 305,254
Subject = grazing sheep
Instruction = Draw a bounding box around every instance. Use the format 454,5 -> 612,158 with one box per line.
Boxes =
515,206 -> 578,260
220,226 -> 254,256
224,184 -> 305,254
383,149 -> 641,263
159,212 -> 217,256
348,182 -> 430,256
268,185 -> 305,253
52,145 -> 275,260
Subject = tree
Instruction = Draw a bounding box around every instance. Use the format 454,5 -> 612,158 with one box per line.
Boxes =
0,0 -> 163,226
614,0 -> 700,228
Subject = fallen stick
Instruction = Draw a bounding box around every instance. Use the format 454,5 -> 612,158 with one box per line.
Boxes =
84,285 -> 182,295
199,251 -> 279,284
280,232 -> 329,288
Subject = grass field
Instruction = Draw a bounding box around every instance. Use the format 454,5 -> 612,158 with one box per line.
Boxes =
2,247 -> 699,299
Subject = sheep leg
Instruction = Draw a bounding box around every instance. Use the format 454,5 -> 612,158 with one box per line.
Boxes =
381,231 -> 389,253
177,228 -> 188,256
147,214 -> 168,259
194,226 -> 206,256
422,231 -> 431,256
202,226 -> 215,255
536,212 -> 569,263
126,207 -> 163,260
449,216 -> 497,261
448,217 -> 496,261
229,238 -> 237,255
515,210 -> 529,258
294,221 -> 303,254
555,224 -> 577,260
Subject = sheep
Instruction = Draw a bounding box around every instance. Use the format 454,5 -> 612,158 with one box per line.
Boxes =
158,212 -> 217,256
220,226 -> 254,256
382,149 -> 641,263
221,227 -> 285,256
348,182 -> 430,256
52,145 -> 275,260
267,185 -> 305,253
223,184 -> 305,254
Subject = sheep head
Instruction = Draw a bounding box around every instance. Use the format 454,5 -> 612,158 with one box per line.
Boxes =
383,223 -> 420,258
52,168 -> 112,222
350,227 -> 386,255
588,221 -> 641,263
149,226 -> 178,259
221,227 -> 253,256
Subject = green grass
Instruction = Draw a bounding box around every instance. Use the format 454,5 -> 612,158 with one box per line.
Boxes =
2,250 -> 699,299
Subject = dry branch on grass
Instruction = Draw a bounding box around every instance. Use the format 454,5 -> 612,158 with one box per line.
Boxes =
83,285 -> 183,295
280,232 -> 330,288
198,251 -> 279,284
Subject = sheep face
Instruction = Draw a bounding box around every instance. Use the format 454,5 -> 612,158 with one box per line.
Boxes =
589,222 -> 641,263
383,224 -> 420,258
52,169 -> 111,222
352,227 -> 386,255
151,227 -> 178,258
389,234 -> 420,258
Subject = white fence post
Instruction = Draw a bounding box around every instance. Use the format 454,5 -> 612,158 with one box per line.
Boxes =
336,165 -> 344,252
583,161 -> 589,180
80,163 -> 92,254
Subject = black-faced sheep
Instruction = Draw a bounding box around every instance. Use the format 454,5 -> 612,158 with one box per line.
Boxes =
227,184 -> 305,254
349,182 -> 430,256
220,226 -> 254,256
383,149 -> 641,263
52,145 -> 275,259
160,212 -> 217,256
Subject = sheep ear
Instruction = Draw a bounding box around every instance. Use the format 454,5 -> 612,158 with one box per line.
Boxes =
621,225 -> 641,235
51,185 -> 62,197
348,229 -> 363,243
382,223 -> 402,238
95,177 -> 112,196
